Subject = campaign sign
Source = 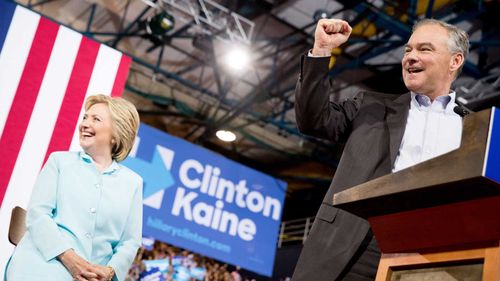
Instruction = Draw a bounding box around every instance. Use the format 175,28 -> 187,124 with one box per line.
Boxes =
142,258 -> 206,281
122,123 -> 287,276
484,107 -> 499,183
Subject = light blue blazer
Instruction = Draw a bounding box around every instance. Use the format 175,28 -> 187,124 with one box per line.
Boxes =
6,151 -> 143,281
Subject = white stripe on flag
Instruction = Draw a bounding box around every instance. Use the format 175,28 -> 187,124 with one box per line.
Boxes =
0,6 -> 40,137
0,25 -> 83,275
69,44 -> 123,151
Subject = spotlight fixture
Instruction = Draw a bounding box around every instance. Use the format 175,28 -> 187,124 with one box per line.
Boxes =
313,9 -> 330,22
224,46 -> 250,72
146,11 -> 175,36
216,130 -> 236,142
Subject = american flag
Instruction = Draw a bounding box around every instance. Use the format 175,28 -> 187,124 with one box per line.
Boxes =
0,0 -> 131,272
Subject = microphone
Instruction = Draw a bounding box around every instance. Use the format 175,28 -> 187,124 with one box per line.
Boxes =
453,105 -> 471,117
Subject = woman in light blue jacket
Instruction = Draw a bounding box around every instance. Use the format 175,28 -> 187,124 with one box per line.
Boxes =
6,95 -> 143,281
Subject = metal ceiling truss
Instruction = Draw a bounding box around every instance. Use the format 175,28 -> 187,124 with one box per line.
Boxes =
328,0 -> 498,81
69,3 -> 302,147
141,0 -> 255,45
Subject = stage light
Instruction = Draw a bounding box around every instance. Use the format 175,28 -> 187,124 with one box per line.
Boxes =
313,9 -> 329,22
216,130 -> 236,142
224,46 -> 250,71
146,11 -> 175,36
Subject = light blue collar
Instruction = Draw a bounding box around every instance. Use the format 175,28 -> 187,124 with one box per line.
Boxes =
411,91 -> 456,112
79,151 -> 120,175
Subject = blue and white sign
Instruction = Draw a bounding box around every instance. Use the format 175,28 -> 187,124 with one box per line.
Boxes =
123,123 -> 287,276
484,107 -> 500,183
142,258 -> 206,281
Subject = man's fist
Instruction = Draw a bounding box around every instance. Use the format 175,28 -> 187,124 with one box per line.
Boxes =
312,19 -> 352,57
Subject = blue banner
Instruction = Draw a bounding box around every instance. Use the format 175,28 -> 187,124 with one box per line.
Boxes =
122,123 -> 287,276
485,107 -> 499,183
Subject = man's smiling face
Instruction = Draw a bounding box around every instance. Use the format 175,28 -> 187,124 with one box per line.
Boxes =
402,23 -> 457,99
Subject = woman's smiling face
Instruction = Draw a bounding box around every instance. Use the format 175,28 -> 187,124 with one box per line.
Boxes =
79,103 -> 114,156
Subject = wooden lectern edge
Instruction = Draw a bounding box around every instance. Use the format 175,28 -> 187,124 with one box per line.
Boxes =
376,242 -> 500,281
332,108 -> 493,212
376,249 -> 484,279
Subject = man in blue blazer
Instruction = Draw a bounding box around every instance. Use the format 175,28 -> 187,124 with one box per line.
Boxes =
292,18 -> 469,281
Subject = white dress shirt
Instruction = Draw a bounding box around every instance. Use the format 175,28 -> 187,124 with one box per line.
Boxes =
393,92 -> 463,172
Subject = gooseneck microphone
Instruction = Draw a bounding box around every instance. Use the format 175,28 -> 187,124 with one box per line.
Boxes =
453,105 -> 471,117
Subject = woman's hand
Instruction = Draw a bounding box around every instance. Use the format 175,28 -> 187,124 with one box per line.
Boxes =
91,264 -> 115,281
58,249 -> 101,281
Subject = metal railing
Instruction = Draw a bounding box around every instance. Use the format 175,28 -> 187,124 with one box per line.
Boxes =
278,216 -> 315,248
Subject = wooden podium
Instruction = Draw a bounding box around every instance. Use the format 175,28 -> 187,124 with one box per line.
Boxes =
333,108 -> 500,281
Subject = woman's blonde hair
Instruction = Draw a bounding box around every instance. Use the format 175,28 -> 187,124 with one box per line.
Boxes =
85,94 -> 140,162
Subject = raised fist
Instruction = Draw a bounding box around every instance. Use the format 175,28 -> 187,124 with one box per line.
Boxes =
312,19 -> 352,57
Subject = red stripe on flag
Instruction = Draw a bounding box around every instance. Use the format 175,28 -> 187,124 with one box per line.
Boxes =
43,37 -> 100,163
111,55 -> 131,97
0,18 -> 59,204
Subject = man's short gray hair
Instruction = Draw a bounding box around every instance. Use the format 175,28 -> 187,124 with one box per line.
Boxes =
413,19 -> 470,75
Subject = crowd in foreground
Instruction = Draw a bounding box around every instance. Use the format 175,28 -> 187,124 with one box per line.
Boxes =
125,239 -> 257,281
